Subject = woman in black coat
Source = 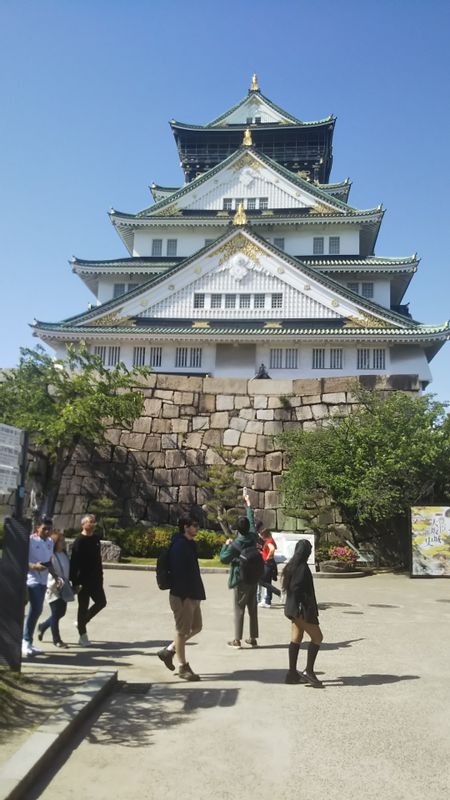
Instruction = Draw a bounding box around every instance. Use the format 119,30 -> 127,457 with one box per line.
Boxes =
282,539 -> 323,687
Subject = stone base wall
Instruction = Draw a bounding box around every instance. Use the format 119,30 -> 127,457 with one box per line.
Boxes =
54,373 -> 420,532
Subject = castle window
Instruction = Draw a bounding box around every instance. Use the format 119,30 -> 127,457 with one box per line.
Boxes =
166,239 -> 177,256
128,283 -> 139,292
329,236 -> 340,255
175,347 -> 188,368
347,282 -> 359,294
273,237 -> 285,251
329,348 -> 343,369
94,345 -> 107,365
235,198 -> 244,209
312,348 -> 325,369
271,293 -> 283,309
247,198 -> 256,211
194,293 -> 205,309
151,239 -> 163,256
133,346 -> 146,367
313,237 -> 324,255
211,294 -> 222,308
270,349 -> 283,369
190,347 -> 202,368
225,294 -> 236,309
149,347 -> 162,367
254,294 -> 265,309
240,295 -> 251,308
255,116 -> 261,123
361,282 -> 374,299
259,197 -> 268,210
107,346 -> 121,367
372,348 -> 386,370
357,349 -> 385,370
223,198 -> 233,211
246,117 -> 253,124
113,283 -> 126,298
285,348 -> 298,369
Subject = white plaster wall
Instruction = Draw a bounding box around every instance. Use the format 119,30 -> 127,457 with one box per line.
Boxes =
133,228 -> 223,257
389,345 -> 432,382
331,277 -> 391,307
217,96 -> 288,125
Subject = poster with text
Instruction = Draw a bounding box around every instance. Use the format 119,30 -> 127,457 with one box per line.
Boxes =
411,507 -> 450,577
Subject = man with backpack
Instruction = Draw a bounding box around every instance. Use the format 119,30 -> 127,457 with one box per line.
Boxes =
157,516 -> 205,681
220,491 -> 264,649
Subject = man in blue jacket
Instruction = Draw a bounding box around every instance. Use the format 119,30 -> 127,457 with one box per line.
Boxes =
158,516 -> 206,681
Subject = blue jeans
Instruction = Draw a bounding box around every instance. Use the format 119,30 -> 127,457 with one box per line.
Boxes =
23,584 -> 47,644
39,598 -> 67,644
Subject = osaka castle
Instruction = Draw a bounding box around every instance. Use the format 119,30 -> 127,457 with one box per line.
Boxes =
33,75 -> 448,385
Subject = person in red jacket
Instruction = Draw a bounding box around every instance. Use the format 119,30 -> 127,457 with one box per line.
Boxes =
257,525 -> 281,608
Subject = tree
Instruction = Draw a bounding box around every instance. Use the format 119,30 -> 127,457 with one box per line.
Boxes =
199,446 -> 245,536
278,388 -> 450,549
0,345 -> 149,517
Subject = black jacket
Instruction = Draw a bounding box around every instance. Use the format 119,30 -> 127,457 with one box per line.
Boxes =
284,542 -> 318,624
69,534 -> 103,587
169,533 -> 206,601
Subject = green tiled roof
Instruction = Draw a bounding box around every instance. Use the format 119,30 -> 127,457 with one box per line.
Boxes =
72,256 -> 182,269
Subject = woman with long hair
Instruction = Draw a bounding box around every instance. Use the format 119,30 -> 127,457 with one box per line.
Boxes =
282,539 -> 323,687
38,532 -> 73,648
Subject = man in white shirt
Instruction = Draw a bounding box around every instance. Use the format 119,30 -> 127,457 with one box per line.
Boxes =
22,518 -> 55,658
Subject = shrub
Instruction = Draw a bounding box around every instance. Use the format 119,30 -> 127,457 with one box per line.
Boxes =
111,524 -> 226,559
328,545 -> 358,565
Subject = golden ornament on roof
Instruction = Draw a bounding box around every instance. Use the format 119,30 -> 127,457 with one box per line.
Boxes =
250,73 -> 259,92
243,128 -> 253,147
233,202 -> 247,226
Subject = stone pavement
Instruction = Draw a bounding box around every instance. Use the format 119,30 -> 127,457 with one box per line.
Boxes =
24,571 -> 450,800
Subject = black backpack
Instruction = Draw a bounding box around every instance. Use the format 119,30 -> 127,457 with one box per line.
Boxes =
156,546 -> 172,590
232,541 -> 265,585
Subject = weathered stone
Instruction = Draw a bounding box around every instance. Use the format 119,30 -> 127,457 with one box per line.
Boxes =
205,448 -> 224,465
217,394 -> 234,410
210,412 -> 229,429
265,452 -> 283,472
161,434 -> 178,449
276,509 -> 297,530
322,377 -> 354,393
264,490 -> 279,509
61,495 -> 75,514
132,417 -> 153,434
246,456 -> 264,471
256,409 -> 274,420
256,435 -> 274,453
303,420 -> 317,431
156,374 -> 203,391
143,398 -> 163,416
253,395 -> 268,410
144,434 -> 162,451
159,485 -> 179,503
268,397 -> 285,409
162,403 -> 180,419
183,432 -> 203,449
240,408 -> 256,420
188,467 -> 205,486
151,419 -> 172,433
153,468 -> 172,486
272,474 -> 283,489
302,395 -> 321,405
165,450 -> 185,468
248,379 -> 293,396
317,509 -> 335,526
264,421 -> 283,435
193,416 -> 209,431
261,509 -> 277,529
245,420 -> 264,435
203,377 -> 248,394
199,394 -> 216,413
292,379 -> 323,396
154,389 -> 174,400
234,470 -> 253,487
173,391 -> 194,405
179,485 -> 196,504
230,417 -> 247,432
253,472 -> 272,491
147,452 -> 165,468
185,449 -> 205,466
181,406 -> 197,416
239,432 -> 257,448
112,446 -> 128,464
231,447 -> 247,466
196,487 -> 210,505
311,404 -> 329,420
223,428 -> 241,446
170,419 -> 189,433
101,541 -> 121,562
120,432 -> 146,449
105,429 -> 122,445
67,475 -> 83,494
296,406 -> 313,421
322,392 -> 347,404
130,451 -> 148,468
203,429 -> 222,447
234,395 -> 251,409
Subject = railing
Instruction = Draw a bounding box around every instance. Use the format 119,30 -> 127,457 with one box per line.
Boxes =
179,145 -> 329,163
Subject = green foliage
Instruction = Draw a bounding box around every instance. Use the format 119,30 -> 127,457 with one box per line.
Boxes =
199,446 -> 245,535
113,525 -> 226,558
279,394 -> 293,410
0,344 -> 150,514
278,387 -> 450,533
87,497 -> 122,539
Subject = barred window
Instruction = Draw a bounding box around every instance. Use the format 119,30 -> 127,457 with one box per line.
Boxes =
312,348 -> 325,369
166,239 -> 177,256
175,347 -> 188,368
273,237 -> 285,251
372,348 -> 385,370
270,349 -> 283,369
329,236 -> 340,255
254,293 -> 265,308
329,348 -> 343,369
361,282 -> 374,299
239,294 -> 251,308
194,293 -> 205,309
223,198 -> 233,211
271,293 -> 283,309
94,345 -> 106,365
313,237 -> 324,255
107,346 -> 121,367
347,282 -> 359,294
211,294 -> 222,308
225,294 -> 236,309
149,347 -> 162,367
133,346 -> 146,367
284,348 -> 298,369
357,348 -> 371,370
189,347 -> 202,368
247,198 -> 256,211
235,198 -> 244,209
259,197 -> 268,210
113,283 -> 125,298
151,239 -> 162,256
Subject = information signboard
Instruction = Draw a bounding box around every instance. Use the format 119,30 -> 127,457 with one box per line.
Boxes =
411,506 -> 450,577
273,532 -> 316,573
0,424 -> 24,494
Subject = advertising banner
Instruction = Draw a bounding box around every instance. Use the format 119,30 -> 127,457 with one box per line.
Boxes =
411,506 -> 450,577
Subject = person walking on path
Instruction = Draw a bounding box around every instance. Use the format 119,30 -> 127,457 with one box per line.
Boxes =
22,517 -> 55,658
220,491 -> 262,649
157,516 -> 206,682
257,525 -> 282,609
38,532 -> 74,648
282,539 -> 324,687
69,514 -> 106,646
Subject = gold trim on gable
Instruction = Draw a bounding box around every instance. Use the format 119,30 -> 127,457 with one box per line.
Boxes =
153,202 -> 181,216
192,321 -> 210,329
87,311 -> 136,328
209,233 -> 263,265
228,152 -> 262,173
345,315 -> 391,329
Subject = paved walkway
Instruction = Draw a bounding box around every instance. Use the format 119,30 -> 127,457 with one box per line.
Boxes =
25,571 -> 450,800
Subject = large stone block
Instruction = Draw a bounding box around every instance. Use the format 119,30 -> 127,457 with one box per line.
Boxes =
256,409 -> 274,420
240,408 -> 256,420
245,420 -> 264,434
196,487 -> 209,505
180,405 -> 197,416
132,417 -> 153,434
322,377 -> 354,393
272,474 -> 283,489
205,448 -> 225,465
248,379 -> 293,396
234,470 -> 253,488
161,434 -> 178,449
203,377 -> 248,394
273,409 -> 292,421
152,419 -> 172,433
239,432 -> 257,448
217,394 -> 235,410
261,509 -> 277,530
234,395 -> 251,409
301,395 -> 321,405
253,472 -> 272,491
162,404 -> 180,419
303,420 -> 317,431
264,490 -> 279,509
311,404 -> 329,420
223,428 -> 241,446
210,411 -> 229,429
295,406 -> 313,421
156,374 -> 203,392
264,421 -> 283,435
120,432 -> 146,449
143,398 -> 163,416
230,417 -> 247,432
173,391 -> 194,405
256,435 -> 274,453
144,434 -> 162,451
153,468 -> 172,486
183,432 -> 203,449
185,449 -> 205,466
154,389 -> 174,401
147,452 -> 166,468
193,416 -> 209,431
246,455 -> 264,471
188,467 -> 205,486
265,451 -> 283,472
322,392 -> 347,404
165,450 -> 185,468
159,485 -> 179,503
170,419 -> 189,433
199,394 -> 216,413
67,475 -> 83,495
61,495 -> 75,514
203,429 -> 222,447
179,485 -> 196,504
105,429 -> 122,445
292,378 -> 323,396
253,395 -> 268,410
276,509 -> 297,530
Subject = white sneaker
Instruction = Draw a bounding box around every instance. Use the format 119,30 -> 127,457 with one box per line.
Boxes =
22,641 -> 33,658
30,644 -> 44,655
258,602 -> 271,609
78,634 -> 91,646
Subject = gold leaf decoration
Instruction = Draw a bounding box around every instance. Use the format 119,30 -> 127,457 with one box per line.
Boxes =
310,203 -> 340,215
228,152 -> 262,173
345,315 -> 391,329
192,321 -> 210,329
153,202 -> 181,216
209,233 -> 264,265
87,311 -> 136,328
264,321 -> 283,329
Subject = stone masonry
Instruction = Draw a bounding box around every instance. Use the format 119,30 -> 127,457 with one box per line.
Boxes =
54,374 -> 420,531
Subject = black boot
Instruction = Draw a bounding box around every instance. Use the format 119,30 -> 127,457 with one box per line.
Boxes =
285,642 -> 305,684
302,642 -> 323,687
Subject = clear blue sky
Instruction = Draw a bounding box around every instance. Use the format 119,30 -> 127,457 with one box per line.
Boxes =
1,0 -> 449,400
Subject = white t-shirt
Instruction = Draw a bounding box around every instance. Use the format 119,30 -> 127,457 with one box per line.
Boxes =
27,534 -> 54,586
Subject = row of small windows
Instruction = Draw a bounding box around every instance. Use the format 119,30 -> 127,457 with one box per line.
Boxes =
223,197 -> 268,211
113,282 -> 140,298
94,345 -> 385,372
194,293 -> 283,310
346,281 -> 374,298
313,236 -> 340,255
151,238 -> 178,256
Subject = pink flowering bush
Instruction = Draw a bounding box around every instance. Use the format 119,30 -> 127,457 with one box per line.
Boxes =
328,546 -> 358,566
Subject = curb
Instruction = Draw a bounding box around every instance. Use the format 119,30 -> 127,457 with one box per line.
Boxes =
315,570 -> 371,579
103,563 -> 228,574
0,670 -> 117,800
